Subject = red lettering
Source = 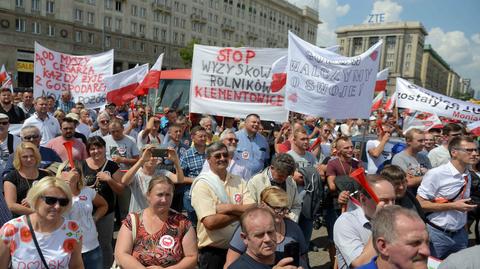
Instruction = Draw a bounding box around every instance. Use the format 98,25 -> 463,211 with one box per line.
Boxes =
216,48 -> 255,64
35,53 -> 46,66
42,51 -> 54,61
34,75 -> 43,86
245,50 -> 256,64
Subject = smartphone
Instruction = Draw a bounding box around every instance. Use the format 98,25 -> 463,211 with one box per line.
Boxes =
283,241 -> 300,266
151,148 -> 169,158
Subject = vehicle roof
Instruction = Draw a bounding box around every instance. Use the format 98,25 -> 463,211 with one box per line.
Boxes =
160,69 -> 191,80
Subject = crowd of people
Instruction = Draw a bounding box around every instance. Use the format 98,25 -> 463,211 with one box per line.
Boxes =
0,87 -> 479,269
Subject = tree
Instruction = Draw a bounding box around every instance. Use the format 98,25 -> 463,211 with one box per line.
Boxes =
179,38 -> 200,67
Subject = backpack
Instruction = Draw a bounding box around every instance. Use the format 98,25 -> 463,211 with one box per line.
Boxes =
298,166 -> 325,220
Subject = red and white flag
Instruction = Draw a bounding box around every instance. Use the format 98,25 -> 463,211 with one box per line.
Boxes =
384,91 -> 396,111
104,64 -> 149,106
402,111 -> 442,133
371,91 -> 385,111
467,121 -> 480,137
0,65 -> 13,92
134,53 -> 164,96
375,68 -> 389,92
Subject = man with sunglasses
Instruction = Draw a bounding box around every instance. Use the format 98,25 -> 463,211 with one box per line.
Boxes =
417,136 -> 478,259
428,123 -> 465,168
23,96 -> 61,146
2,125 -> 61,177
191,142 -> 255,269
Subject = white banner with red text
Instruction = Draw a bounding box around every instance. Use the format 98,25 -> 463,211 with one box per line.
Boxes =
189,45 -> 288,122
285,31 -> 383,119
33,42 -> 114,109
395,78 -> 480,122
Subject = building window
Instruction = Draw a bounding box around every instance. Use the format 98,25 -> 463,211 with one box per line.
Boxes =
131,22 -> 137,33
88,33 -> 95,44
153,27 -> 159,39
105,0 -> 113,9
87,12 -> 94,24
116,38 -> 122,49
74,9 -> 83,21
16,0 -> 24,8
31,0 -> 40,11
386,36 -> 396,49
353,37 -> 362,49
105,36 -> 111,47
115,0 -> 122,12
104,17 -> 112,28
139,7 -> 146,17
75,31 -> 82,42
161,29 -> 167,41
406,44 -> 412,51
32,21 -> 41,34
140,42 -> 145,52
369,36 -> 379,46
154,45 -> 158,54
47,24 -> 55,36
88,0 -> 96,5
115,18 -> 122,31
139,24 -> 145,34
15,18 -> 26,32
46,1 -> 54,13
131,5 -> 138,16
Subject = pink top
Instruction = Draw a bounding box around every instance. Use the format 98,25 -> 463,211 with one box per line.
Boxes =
45,137 -> 88,161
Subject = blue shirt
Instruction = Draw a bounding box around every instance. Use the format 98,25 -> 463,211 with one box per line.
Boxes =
357,257 -> 378,269
57,100 -> 75,113
235,129 -> 270,176
180,146 -> 206,178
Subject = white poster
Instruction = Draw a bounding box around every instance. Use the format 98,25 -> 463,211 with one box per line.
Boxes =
33,42 -> 114,109
190,45 -> 288,122
285,31 -> 383,119
396,78 -> 480,122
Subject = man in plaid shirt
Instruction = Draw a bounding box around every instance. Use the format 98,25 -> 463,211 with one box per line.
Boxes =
180,126 -> 208,226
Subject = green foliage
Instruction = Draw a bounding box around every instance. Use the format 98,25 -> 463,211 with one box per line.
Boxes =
452,89 -> 473,101
179,38 -> 200,67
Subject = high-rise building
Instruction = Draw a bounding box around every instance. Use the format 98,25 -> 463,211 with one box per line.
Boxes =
336,21 -> 428,94
0,0 -> 319,88
421,44 -> 454,95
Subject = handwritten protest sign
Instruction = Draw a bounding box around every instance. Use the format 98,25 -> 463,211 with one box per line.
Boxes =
285,31 -> 383,119
33,42 -> 113,109
396,78 -> 480,122
190,45 -> 288,122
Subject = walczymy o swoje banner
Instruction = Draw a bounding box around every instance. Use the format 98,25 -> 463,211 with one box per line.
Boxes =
189,45 -> 288,122
396,78 -> 480,122
285,31 -> 383,120
33,42 -> 114,109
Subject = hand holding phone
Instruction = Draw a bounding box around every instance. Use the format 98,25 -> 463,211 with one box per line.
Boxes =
283,241 -> 300,267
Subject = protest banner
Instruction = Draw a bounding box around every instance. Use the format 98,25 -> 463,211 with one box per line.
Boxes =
402,111 -> 442,134
104,64 -> 149,106
33,42 -> 114,109
396,78 -> 480,122
285,31 -> 383,119
189,45 -> 288,122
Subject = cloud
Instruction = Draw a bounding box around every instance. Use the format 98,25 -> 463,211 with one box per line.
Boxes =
426,28 -> 480,91
364,0 -> 403,23
315,0 -> 351,47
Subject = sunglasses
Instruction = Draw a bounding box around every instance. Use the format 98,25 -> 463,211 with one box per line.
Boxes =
225,138 -> 239,143
22,134 -> 40,140
212,152 -> 229,159
454,148 -> 479,153
0,122 -> 8,126
41,196 -> 69,207
100,120 -> 110,124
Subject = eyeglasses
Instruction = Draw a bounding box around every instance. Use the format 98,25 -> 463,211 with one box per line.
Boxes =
454,148 -> 479,153
41,196 -> 69,207
0,122 -> 8,126
266,202 -> 291,214
212,152 -> 229,159
22,134 -> 40,141
225,138 -> 239,143
100,120 -> 109,124
323,129 -> 331,133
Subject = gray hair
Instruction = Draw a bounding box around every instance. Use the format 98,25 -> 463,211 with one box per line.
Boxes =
371,205 -> 424,252
20,125 -> 41,138
206,142 -> 227,158
199,117 -> 212,127
271,153 -> 296,176
219,129 -> 236,141
97,111 -> 110,122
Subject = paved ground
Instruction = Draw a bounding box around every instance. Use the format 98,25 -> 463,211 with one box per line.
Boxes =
307,227 -> 332,269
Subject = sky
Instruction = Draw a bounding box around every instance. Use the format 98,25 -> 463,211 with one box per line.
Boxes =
288,0 -> 480,95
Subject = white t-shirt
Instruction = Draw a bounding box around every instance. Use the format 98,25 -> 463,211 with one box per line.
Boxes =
365,140 -> 392,174
0,216 -> 82,269
67,187 -> 99,252
129,168 -> 172,212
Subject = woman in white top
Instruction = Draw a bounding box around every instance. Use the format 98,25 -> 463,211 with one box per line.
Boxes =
60,161 -> 108,269
0,177 -> 83,269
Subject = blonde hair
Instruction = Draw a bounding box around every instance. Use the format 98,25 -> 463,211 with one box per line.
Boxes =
26,176 -> 73,212
13,142 -> 41,170
260,186 -> 289,208
147,176 -> 175,194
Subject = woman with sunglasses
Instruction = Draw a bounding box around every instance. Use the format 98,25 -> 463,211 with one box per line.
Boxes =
3,142 -> 50,217
224,186 -> 309,269
81,136 -> 124,268
115,176 -> 197,269
60,161 -> 108,269
0,177 -> 83,269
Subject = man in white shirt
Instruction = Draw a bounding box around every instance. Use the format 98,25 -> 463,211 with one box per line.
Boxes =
417,136 -> 478,259
366,123 -> 393,174
22,96 -> 60,146
428,123 -> 464,168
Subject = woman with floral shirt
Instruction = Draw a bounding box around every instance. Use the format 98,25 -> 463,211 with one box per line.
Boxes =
0,177 -> 83,269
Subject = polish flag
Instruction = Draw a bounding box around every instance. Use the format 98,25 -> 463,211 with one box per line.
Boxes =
104,64 -> 149,106
384,91 -> 396,111
0,65 -> 13,92
467,121 -> 480,137
375,68 -> 389,92
134,53 -> 164,96
270,45 -> 340,92
371,91 -> 385,111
